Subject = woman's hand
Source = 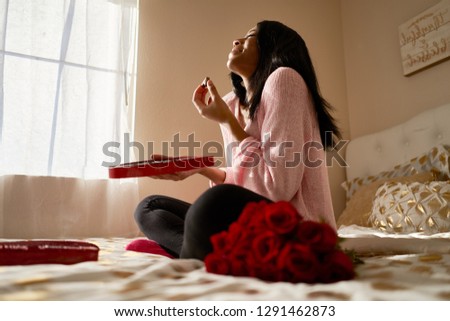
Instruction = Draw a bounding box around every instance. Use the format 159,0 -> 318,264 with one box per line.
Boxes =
192,78 -> 234,124
192,78 -> 250,142
148,154 -> 226,184
151,168 -> 203,181
147,154 -> 200,181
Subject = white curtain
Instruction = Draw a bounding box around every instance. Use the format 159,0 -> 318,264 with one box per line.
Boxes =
0,174 -> 140,238
1,0 -> 138,178
0,0 -> 141,238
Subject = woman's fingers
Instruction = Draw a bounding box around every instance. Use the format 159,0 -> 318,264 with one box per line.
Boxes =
150,168 -> 201,181
152,174 -> 180,180
202,76 -> 210,88
192,77 -> 230,123
193,77 -> 216,107
206,79 -> 220,100
192,84 -> 208,105
192,78 -> 213,118
149,154 -> 174,161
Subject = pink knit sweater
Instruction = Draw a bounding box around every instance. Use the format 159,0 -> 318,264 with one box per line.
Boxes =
217,67 -> 336,229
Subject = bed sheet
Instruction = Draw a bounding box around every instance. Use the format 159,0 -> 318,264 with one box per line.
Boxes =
1,236 -> 449,301
339,225 -> 450,255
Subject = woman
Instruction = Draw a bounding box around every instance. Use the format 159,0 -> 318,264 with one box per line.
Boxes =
134,20 -> 341,260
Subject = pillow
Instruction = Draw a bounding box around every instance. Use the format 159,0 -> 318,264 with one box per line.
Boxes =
337,171 -> 436,228
342,144 -> 450,202
369,180 -> 450,234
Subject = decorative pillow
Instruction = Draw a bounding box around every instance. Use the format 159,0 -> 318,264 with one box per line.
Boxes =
342,144 -> 450,202
337,171 -> 436,228
369,181 -> 450,234
429,144 -> 450,179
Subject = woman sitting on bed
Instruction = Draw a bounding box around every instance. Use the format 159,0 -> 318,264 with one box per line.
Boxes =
134,20 -> 341,260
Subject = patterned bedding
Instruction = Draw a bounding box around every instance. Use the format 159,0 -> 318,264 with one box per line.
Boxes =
1,229 -> 449,301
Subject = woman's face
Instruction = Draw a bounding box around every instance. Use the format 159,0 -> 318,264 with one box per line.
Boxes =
227,26 -> 259,79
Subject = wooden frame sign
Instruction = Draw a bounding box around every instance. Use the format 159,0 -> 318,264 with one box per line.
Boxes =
398,0 -> 450,76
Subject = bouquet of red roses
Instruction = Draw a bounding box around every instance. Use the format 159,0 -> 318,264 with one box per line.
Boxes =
204,201 -> 355,283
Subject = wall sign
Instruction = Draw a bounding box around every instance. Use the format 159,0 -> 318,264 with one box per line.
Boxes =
398,0 -> 450,76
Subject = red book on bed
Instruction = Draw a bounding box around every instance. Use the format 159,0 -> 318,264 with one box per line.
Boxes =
108,155 -> 215,179
0,240 -> 100,265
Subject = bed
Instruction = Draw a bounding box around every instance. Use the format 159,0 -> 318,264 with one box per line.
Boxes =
1,103 -> 449,301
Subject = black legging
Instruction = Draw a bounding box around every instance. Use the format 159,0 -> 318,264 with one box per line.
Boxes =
134,184 -> 272,260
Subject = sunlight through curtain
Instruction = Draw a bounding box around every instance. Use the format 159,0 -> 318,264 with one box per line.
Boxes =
0,0 -> 138,179
0,0 -> 141,238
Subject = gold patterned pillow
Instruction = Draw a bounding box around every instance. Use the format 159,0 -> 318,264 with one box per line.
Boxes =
342,144 -> 450,202
369,181 -> 450,234
337,172 -> 436,228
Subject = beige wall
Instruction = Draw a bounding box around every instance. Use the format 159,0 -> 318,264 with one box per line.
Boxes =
341,0 -> 450,139
135,0 -> 450,217
135,0 -> 349,217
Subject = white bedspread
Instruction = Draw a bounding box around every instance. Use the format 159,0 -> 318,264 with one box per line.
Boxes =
339,225 -> 450,255
1,236 -> 449,301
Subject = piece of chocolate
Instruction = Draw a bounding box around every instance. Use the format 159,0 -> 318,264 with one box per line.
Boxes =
202,77 -> 210,87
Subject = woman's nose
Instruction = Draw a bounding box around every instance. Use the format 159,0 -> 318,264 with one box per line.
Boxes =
233,39 -> 241,46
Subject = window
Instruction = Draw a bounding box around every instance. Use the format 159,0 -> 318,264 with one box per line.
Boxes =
0,0 -> 139,179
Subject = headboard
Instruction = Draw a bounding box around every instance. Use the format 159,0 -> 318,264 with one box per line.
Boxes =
345,103 -> 450,181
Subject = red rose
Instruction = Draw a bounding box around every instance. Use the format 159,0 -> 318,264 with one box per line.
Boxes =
249,260 -> 280,282
319,250 -> 355,283
228,248 -> 251,277
251,230 -> 282,263
210,231 -> 228,253
296,221 -> 338,252
264,201 -> 300,235
225,222 -> 247,248
204,252 -> 230,275
238,201 -> 267,226
206,201 -> 357,284
249,214 -> 270,232
276,242 -> 319,283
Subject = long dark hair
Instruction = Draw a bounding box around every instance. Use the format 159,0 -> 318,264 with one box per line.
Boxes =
231,20 -> 341,149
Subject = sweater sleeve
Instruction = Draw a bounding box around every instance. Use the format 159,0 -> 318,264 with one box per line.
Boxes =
224,67 -> 317,201
208,91 -> 238,187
